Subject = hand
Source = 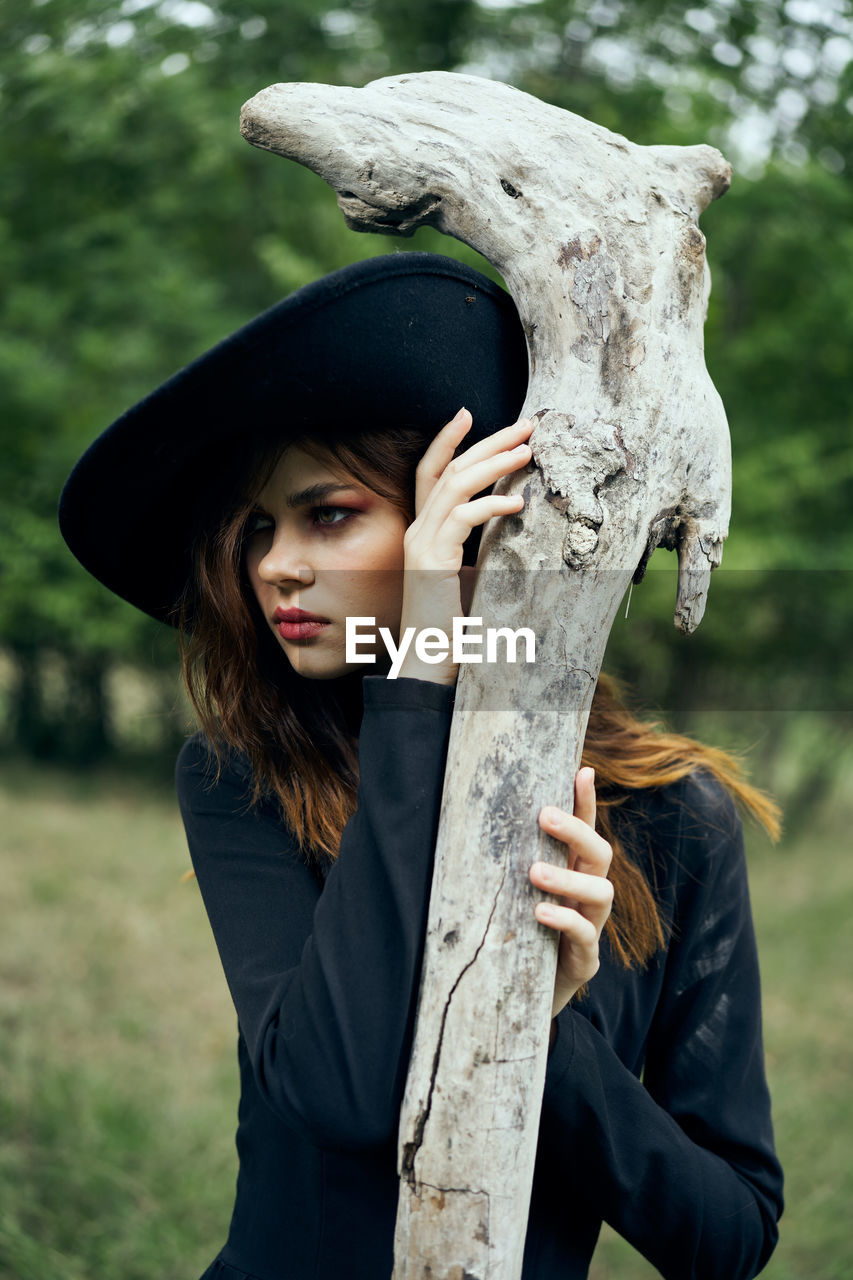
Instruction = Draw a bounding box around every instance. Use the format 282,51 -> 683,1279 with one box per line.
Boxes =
396,407 -> 533,685
529,768 -> 613,1021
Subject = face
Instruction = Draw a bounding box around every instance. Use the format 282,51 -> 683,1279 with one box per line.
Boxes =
244,444 -> 410,679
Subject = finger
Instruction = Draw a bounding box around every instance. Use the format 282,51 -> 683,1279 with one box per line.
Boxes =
538,903 -> 603,1000
529,863 -> 614,930
427,407 -> 473,463
415,408 -> 473,513
445,419 -> 532,483
537,807 -> 612,877
534,901 -> 600,951
574,767 -> 597,829
406,493 -> 525,571
418,443 -> 531,530
418,417 -> 532,503
448,416 -> 534,474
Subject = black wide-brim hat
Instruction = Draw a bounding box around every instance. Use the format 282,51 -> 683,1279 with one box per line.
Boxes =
58,252 -> 529,624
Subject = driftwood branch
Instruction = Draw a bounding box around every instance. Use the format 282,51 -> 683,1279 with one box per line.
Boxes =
241,71 -> 732,1278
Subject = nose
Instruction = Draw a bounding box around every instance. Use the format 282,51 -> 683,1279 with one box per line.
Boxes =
254,529 -> 315,588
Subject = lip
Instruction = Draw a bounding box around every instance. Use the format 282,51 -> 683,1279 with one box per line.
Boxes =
274,608 -> 330,623
273,606 -> 331,643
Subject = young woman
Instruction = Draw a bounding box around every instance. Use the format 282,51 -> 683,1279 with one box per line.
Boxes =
59,252 -> 783,1280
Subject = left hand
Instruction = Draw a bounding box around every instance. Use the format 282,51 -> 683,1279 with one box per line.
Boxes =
528,768 -> 614,1021
396,409 -> 532,686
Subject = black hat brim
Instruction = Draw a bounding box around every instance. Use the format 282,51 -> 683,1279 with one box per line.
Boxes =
58,252 -> 529,623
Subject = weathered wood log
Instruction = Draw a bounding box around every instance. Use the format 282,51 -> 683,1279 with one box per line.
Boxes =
241,71 -> 732,1278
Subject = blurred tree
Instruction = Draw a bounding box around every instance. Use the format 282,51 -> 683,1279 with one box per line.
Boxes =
0,0 -> 367,759
1,0 -> 850,761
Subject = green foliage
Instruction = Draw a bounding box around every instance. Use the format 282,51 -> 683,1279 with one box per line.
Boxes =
2,0 -> 851,757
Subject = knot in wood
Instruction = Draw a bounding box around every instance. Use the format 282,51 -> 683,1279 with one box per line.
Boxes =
530,411 -> 634,566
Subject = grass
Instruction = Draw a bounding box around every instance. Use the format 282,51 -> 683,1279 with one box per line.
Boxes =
0,747 -> 850,1279
0,762 -> 237,1280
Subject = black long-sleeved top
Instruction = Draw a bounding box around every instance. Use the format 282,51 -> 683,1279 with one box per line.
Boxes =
175,674 -> 783,1280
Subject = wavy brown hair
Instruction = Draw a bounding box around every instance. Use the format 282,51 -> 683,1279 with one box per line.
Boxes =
175,427 -> 780,973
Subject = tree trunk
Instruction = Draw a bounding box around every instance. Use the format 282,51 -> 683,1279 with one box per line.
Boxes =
62,650 -> 110,763
7,643 -> 52,758
240,71 -> 732,1276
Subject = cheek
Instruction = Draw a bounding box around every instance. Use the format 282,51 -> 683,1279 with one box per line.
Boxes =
374,530 -> 407,571
336,526 -> 405,604
365,535 -> 407,603
374,515 -> 408,568
339,517 -> 406,572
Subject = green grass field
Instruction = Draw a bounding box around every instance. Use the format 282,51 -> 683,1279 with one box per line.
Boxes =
0,753 -> 849,1280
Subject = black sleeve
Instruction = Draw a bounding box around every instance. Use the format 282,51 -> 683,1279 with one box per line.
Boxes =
175,675 -> 455,1154
539,773 -> 783,1280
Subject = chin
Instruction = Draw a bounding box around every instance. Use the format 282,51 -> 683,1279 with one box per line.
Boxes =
287,663 -> 342,681
284,654 -> 357,681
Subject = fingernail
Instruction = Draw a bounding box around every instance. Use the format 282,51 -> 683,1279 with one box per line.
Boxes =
454,406 -> 469,422
541,807 -> 559,825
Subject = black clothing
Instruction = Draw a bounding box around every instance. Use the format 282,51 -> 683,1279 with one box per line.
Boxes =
176,675 -> 783,1280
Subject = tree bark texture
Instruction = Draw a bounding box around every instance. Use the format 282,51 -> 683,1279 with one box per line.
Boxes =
240,71 -> 732,1278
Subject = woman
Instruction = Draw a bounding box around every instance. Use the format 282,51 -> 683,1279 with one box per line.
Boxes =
59,252 -> 783,1279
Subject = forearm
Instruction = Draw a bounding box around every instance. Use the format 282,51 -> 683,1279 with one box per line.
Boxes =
180,676 -> 456,1153
543,1010 -> 780,1279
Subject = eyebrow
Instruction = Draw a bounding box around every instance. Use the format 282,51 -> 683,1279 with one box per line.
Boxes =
284,482 -> 364,509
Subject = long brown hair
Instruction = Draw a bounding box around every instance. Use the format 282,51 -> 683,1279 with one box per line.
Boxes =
176,428 -> 780,973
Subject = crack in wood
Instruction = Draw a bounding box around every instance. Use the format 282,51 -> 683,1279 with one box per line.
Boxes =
401,866 -> 508,1188
420,1180 -> 491,1198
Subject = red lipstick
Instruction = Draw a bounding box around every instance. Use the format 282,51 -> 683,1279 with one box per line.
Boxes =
273,606 -> 331,642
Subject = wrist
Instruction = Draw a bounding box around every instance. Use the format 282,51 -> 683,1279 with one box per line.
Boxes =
395,656 -> 459,687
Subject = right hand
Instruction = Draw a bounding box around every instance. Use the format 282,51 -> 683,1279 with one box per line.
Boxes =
396,407 -> 534,686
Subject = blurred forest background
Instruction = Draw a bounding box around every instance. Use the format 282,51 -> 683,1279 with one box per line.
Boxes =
1,0 -> 851,1277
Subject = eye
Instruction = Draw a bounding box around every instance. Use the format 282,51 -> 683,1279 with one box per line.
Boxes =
312,505 -> 354,528
244,510 -> 274,538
